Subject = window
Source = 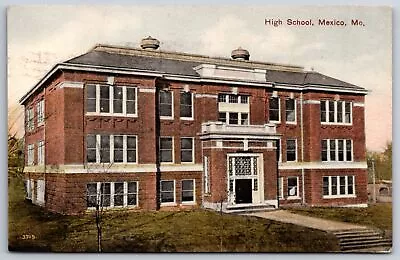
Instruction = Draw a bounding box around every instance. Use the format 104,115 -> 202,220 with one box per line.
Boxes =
160,180 -> 175,204
37,100 -> 44,125
181,180 -> 195,203
160,137 -> 173,163
127,182 -> 138,206
320,100 -> 352,124
24,179 -> 32,199
218,112 -> 249,125
87,135 -> 137,164
203,156 -> 210,194
26,108 -> 34,132
86,181 -> 139,209
181,137 -> 194,163
287,177 -> 298,197
269,97 -> 280,122
285,98 -> 296,123
38,140 -> 45,165
218,94 -> 249,104
86,84 -> 137,116
180,92 -> 193,119
27,144 -> 35,165
322,176 -> 355,197
286,139 -> 297,162
160,90 -> 173,118
321,139 -> 353,162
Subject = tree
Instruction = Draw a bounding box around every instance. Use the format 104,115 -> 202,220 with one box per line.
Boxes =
367,142 -> 392,182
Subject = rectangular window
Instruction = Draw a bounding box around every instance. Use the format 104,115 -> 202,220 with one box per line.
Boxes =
321,139 -> 353,162
87,84 -> 97,113
86,183 -> 98,208
87,181 -> 139,209
100,85 -> 110,113
127,136 -> 137,163
100,183 -> 111,207
127,182 -> 138,206
323,176 -> 355,197
113,86 -> 123,113
229,112 -> 239,125
161,180 -> 175,204
126,87 -> 136,114
287,177 -> 298,197
37,100 -> 44,125
27,144 -> 35,165
218,94 -> 227,103
87,135 -> 137,164
38,140 -> 45,165
320,100 -> 352,124
269,97 -> 280,122
218,94 -> 248,104
86,84 -> 137,116
100,135 -> 110,163
113,135 -> 124,163
181,180 -> 195,203
286,139 -> 297,162
160,137 -> 173,163
218,112 -> 227,123
160,90 -> 173,118
229,95 -> 238,103
25,179 -> 32,199
240,95 -> 249,104
285,98 -> 296,123
180,92 -> 193,119
26,108 -> 34,132
181,137 -> 194,163
203,156 -> 210,194
113,182 -> 124,206
240,113 -> 249,125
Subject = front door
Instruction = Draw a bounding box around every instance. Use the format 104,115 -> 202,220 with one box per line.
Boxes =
235,179 -> 252,204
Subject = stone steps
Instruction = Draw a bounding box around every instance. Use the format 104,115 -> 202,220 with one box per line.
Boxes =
332,229 -> 392,252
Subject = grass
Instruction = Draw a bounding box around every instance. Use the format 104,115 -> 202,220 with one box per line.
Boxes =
288,204 -> 392,231
8,172 -> 339,252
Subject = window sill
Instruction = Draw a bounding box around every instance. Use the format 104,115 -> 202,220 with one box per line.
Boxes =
180,117 -> 194,121
286,122 -> 297,125
287,196 -> 301,200
181,201 -> 196,205
321,122 -> 353,126
160,116 -> 174,120
161,202 -> 177,207
323,195 -> 356,199
181,161 -> 195,165
269,120 -> 281,124
86,112 -> 138,118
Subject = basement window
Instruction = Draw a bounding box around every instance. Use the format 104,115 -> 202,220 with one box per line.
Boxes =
181,179 -> 195,203
160,180 -> 175,204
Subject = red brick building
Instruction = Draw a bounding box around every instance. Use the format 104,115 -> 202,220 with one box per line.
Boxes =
20,37 -> 368,215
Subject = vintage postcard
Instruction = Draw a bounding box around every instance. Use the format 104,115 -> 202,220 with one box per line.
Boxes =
7,5 -> 392,253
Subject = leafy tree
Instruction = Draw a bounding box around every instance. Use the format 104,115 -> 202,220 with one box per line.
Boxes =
367,142 -> 392,182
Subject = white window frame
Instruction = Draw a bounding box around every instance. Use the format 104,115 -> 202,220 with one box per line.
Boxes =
285,98 -> 297,124
36,179 -> 45,205
286,139 -> 297,162
159,90 -> 174,120
203,156 -> 210,194
180,91 -> 194,120
322,175 -> 356,198
86,181 -> 139,209
218,94 -> 249,104
320,100 -> 352,125
26,108 -> 34,132
219,111 -> 250,125
25,179 -> 32,199
159,137 -> 174,164
37,140 -> 45,165
27,144 -> 35,166
87,134 -> 138,164
160,180 -> 176,206
321,139 -> 353,162
181,179 -> 196,204
180,137 -> 195,164
37,100 -> 45,126
287,176 -> 300,199
269,96 -> 281,123
86,84 -> 138,117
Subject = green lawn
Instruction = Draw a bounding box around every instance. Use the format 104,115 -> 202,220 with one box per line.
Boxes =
8,173 -> 339,252
288,204 -> 392,231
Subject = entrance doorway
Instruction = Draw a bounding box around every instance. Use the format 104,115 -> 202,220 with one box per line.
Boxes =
235,179 -> 252,204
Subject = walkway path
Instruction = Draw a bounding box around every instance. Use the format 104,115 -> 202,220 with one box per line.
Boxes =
243,210 -> 368,231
